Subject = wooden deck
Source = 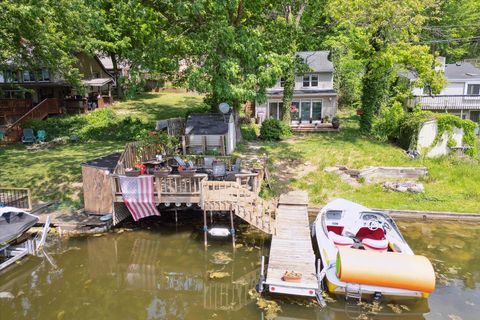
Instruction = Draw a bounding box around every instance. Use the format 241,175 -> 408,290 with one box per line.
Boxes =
265,191 -> 318,295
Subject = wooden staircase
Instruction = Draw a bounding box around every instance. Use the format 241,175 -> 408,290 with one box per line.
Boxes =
201,181 -> 276,235
1,98 -> 62,144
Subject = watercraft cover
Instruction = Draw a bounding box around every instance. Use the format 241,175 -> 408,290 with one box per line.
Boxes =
0,207 -> 39,245
336,247 -> 436,293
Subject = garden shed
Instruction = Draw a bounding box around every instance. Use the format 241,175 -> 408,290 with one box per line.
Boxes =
184,113 -> 236,155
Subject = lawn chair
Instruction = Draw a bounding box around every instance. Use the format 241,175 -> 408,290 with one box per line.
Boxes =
173,156 -> 187,167
204,156 -> 215,169
231,158 -> 242,173
211,161 -> 227,180
0,129 -> 4,141
36,130 -> 46,142
21,128 -> 35,144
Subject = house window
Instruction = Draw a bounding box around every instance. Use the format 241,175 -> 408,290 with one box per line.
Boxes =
268,102 -> 284,120
23,70 -> 36,82
0,72 -> 4,83
280,77 -> 285,87
302,74 -> 319,87
36,69 -> 50,81
4,70 -> 19,83
303,75 -> 310,87
467,84 -> 480,95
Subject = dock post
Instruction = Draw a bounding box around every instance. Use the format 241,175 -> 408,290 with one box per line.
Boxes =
203,209 -> 208,248
229,205 -> 235,249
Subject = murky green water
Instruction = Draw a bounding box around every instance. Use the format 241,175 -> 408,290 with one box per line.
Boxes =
0,217 -> 479,320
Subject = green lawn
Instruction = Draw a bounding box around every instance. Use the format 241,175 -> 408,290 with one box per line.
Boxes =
112,92 -> 207,122
0,92 -> 206,205
258,114 -> 480,213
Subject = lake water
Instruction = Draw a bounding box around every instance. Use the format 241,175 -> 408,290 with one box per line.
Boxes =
0,215 -> 479,320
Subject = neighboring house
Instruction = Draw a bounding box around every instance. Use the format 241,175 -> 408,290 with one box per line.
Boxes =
407,60 -> 480,124
0,53 -> 114,126
255,51 -> 337,125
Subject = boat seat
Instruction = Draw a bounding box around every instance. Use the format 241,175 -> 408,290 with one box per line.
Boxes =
362,238 -> 388,252
328,231 -> 354,247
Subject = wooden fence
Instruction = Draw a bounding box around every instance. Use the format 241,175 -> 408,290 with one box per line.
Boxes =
0,188 -> 32,211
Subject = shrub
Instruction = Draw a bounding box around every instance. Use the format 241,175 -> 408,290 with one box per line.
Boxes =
372,101 -> 405,142
259,118 -> 292,141
241,122 -> 260,141
24,109 -> 150,142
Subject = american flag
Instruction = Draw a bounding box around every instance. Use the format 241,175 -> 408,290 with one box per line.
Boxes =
119,175 -> 160,221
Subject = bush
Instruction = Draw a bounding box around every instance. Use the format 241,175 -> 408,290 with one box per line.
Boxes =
372,101 -> 405,142
241,122 -> 260,141
24,109 -> 150,142
259,118 -> 292,141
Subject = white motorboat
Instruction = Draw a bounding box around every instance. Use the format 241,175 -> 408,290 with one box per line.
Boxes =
312,199 -> 435,300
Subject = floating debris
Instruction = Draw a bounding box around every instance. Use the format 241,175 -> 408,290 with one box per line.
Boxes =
232,278 -> 248,286
248,289 -> 282,320
0,292 -> 14,299
448,315 -> 463,320
208,271 -> 230,279
210,251 -> 233,265
357,301 -> 383,314
387,304 -> 403,314
234,243 -> 243,249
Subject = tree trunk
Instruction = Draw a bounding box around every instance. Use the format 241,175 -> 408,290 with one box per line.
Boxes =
281,57 -> 296,124
110,52 -> 123,99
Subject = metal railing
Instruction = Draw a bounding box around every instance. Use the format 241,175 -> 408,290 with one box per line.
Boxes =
407,95 -> 480,110
0,188 -> 32,211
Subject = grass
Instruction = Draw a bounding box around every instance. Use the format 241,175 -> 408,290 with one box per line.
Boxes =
111,92 -> 207,122
258,112 -> 480,213
0,92 -> 206,205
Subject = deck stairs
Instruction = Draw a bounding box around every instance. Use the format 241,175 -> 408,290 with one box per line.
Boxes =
201,181 -> 276,235
1,98 -> 62,144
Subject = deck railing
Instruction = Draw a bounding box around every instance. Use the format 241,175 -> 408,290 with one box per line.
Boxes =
0,188 -> 32,211
406,95 -> 480,110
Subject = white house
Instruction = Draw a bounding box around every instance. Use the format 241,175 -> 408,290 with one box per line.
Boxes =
407,60 -> 480,124
255,51 -> 337,125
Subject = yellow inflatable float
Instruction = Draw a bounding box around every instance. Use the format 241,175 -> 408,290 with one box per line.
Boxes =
336,247 -> 436,293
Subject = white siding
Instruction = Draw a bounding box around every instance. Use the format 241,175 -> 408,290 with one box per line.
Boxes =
440,82 -> 465,95
417,120 -> 464,157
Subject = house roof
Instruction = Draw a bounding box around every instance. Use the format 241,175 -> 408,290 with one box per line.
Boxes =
81,153 -> 121,171
97,55 -> 129,71
296,51 -> 333,72
83,78 -> 114,87
444,62 -> 480,80
185,113 -> 231,135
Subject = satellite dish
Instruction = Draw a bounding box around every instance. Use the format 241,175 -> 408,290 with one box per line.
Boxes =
219,102 -> 231,114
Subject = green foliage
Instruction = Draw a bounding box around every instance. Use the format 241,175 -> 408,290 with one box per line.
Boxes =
260,118 -> 292,141
434,114 -> 478,156
136,131 -> 179,160
24,109 -> 149,142
372,101 -> 406,141
240,121 -> 260,141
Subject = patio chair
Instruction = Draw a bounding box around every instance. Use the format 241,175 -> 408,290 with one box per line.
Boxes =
212,161 -> 227,180
231,158 -> 242,173
203,157 -> 215,169
21,128 -> 35,144
36,130 -> 46,142
173,156 -> 187,167
0,129 -> 4,141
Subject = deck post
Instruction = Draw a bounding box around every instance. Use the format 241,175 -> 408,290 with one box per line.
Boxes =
230,204 -> 235,249
203,208 -> 208,248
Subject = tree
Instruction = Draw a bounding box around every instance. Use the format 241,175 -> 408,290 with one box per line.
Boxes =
0,0 -> 94,88
327,0 -> 446,133
422,0 -> 480,62
85,0 -> 175,99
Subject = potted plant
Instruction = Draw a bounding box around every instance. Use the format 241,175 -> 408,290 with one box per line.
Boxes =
153,165 -> 171,178
178,165 -> 196,178
125,167 -> 140,177
332,116 -> 340,129
282,270 -> 302,283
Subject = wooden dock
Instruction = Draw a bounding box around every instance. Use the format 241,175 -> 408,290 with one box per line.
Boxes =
264,191 -> 319,297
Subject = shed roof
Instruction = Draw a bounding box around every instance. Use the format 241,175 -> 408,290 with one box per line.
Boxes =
83,78 -> 113,87
297,51 -> 333,72
185,113 -> 231,135
81,153 -> 121,171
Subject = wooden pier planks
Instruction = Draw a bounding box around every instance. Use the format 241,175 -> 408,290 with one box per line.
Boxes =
265,191 -> 318,290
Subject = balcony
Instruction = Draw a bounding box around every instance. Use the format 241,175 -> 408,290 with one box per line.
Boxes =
407,95 -> 480,110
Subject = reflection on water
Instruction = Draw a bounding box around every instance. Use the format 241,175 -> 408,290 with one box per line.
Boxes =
0,219 -> 479,320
